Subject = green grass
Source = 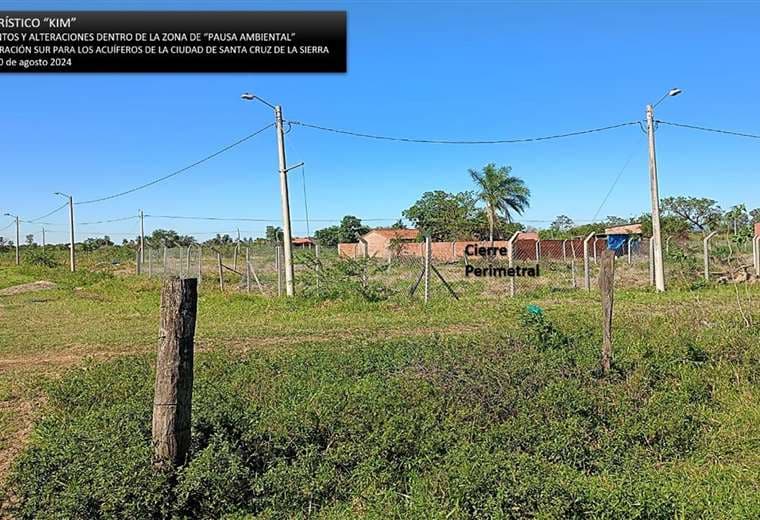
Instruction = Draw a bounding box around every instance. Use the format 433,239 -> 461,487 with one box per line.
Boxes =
0,262 -> 758,518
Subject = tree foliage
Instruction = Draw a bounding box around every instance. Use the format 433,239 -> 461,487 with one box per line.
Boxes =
313,216 -> 370,246
661,197 -> 721,231
468,164 -> 530,241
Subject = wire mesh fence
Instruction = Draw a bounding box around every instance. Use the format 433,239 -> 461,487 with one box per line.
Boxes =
2,231 -> 758,300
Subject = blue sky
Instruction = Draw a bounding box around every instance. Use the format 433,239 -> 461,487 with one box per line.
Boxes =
2,0 -> 759,244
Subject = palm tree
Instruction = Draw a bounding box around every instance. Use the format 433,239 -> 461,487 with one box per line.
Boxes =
469,163 -> 530,241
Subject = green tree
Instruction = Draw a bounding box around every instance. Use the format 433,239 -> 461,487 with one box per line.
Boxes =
390,219 -> 406,229
468,163 -> 530,241
661,196 -> 721,232
638,213 -> 690,237
313,225 -> 340,247
265,226 -> 283,244
551,215 -> 574,232
25,234 -> 35,246
337,216 -> 369,243
723,204 -> 749,234
750,208 -> 760,224
403,191 -> 480,241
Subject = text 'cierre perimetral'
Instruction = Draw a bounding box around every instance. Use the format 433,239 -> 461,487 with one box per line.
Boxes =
463,244 -> 540,278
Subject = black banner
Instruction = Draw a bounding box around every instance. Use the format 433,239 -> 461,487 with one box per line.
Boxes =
0,11 -> 346,72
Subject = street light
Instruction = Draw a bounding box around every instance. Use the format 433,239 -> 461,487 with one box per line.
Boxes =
646,87 -> 683,292
4,212 -> 19,265
241,91 -> 296,296
54,191 -> 76,272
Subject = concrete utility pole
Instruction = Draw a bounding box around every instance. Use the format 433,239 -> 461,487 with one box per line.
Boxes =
241,92 -> 304,297
274,105 -> 295,297
645,88 -> 681,292
42,227 -> 46,249
646,105 -> 666,292
55,192 -> 76,272
4,214 -> 20,265
140,209 -> 145,264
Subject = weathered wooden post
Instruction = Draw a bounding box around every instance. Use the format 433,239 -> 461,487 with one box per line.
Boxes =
216,252 -> 224,291
152,277 -> 197,467
599,250 -> 615,374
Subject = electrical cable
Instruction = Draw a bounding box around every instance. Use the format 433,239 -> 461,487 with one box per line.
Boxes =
75,123 -> 274,206
79,215 -> 140,225
288,120 -> 640,145
27,201 -> 68,223
657,120 -> 760,140
301,164 -> 311,237
591,138 -> 644,222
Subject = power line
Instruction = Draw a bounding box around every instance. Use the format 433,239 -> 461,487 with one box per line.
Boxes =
75,123 -> 274,206
27,201 -> 68,223
79,215 -> 140,225
144,214 -> 399,223
591,139 -> 643,221
0,220 -> 14,232
288,120 -> 640,145
657,120 -> 760,140
300,164 -> 311,237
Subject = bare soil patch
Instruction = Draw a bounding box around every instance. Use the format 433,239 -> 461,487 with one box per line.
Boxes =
0,281 -> 57,297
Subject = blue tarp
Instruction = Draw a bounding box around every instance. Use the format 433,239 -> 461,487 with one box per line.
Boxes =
607,234 -> 628,251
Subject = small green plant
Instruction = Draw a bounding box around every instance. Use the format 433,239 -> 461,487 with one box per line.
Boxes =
519,304 -> 570,350
24,249 -> 59,268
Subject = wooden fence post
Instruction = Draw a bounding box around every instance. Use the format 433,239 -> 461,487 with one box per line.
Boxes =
599,249 -> 615,374
152,277 -> 197,467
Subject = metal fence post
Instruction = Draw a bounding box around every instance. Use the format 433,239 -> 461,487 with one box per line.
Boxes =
754,235 -> 760,276
535,239 -> 540,261
703,231 -> 718,281
627,237 -> 633,265
583,232 -> 595,291
649,238 -> 655,286
163,246 -> 168,274
423,236 -> 431,303
245,247 -> 251,293
217,251 -> 224,291
186,246 -> 191,275
562,239 -> 567,263
508,231 -> 519,297
198,246 -> 203,284
315,243 -> 321,293
136,248 -> 141,275
148,248 -> 152,276
276,245 -> 282,297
